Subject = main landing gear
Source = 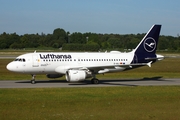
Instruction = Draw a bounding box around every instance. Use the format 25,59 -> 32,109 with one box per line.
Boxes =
91,78 -> 99,84
31,75 -> 36,84
90,74 -> 99,84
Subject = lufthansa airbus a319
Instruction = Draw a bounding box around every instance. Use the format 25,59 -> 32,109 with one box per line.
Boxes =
6,25 -> 164,84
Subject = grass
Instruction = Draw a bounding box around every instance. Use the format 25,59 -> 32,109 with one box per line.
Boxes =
0,86 -> 180,120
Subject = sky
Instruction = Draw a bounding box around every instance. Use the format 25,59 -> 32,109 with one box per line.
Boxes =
0,0 -> 180,36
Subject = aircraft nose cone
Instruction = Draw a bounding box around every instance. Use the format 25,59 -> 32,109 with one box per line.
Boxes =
6,62 -> 15,72
6,63 -> 12,71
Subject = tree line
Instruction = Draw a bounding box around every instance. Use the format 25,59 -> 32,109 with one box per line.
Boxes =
0,28 -> 180,52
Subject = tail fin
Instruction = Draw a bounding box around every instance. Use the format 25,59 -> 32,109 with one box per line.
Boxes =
132,25 -> 161,63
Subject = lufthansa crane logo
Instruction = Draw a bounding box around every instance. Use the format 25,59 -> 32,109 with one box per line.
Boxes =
143,37 -> 156,52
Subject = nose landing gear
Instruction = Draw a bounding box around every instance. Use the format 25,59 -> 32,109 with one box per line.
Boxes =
31,75 -> 36,84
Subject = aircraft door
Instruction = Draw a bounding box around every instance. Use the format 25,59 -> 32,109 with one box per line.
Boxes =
32,54 -> 39,67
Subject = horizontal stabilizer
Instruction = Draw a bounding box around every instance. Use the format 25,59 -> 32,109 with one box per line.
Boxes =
129,61 -> 152,68
145,55 -> 164,61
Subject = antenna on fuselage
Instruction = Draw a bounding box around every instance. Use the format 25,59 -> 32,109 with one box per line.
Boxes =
34,50 -> 36,53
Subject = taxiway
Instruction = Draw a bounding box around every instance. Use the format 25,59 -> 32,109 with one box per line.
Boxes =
0,77 -> 180,88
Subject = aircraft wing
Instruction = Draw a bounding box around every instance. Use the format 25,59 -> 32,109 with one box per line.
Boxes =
57,61 -> 153,74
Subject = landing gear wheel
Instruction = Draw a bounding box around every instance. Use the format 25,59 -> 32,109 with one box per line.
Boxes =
91,78 -> 99,84
31,80 -> 35,84
31,75 -> 36,84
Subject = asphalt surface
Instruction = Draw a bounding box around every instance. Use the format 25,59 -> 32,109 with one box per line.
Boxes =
0,77 -> 180,88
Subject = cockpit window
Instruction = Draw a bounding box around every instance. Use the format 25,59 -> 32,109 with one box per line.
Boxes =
14,59 -> 19,61
14,58 -> 26,62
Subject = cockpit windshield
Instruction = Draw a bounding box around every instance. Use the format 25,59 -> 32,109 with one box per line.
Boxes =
14,58 -> 26,62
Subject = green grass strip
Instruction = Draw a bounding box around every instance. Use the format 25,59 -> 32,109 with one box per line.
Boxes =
0,86 -> 180,119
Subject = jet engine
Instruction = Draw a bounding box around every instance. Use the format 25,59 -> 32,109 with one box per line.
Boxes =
65,70 -> 91,82
46,74 -> 64,78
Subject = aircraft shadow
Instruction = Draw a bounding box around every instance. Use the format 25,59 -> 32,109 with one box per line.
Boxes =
16,80 -> 68,84
95,76 -> 164,86
68,76 -> 166,86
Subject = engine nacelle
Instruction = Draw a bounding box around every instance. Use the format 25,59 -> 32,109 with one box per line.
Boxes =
65,70 -> 86,82
46,74 -> 64,78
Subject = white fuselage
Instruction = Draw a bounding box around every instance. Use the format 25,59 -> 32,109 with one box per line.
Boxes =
7,51 -> 135,75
